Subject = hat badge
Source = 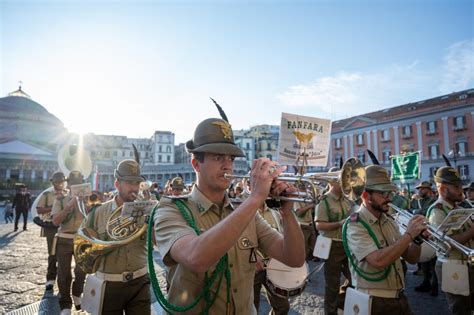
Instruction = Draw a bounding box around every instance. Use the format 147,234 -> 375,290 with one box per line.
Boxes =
212,121 -> 233,140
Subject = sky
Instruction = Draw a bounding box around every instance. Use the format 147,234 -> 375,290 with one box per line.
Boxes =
1,0 -> 473,144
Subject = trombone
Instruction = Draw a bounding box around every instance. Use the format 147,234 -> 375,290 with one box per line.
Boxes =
225,157 -> 366,203
389,203 -> 474,264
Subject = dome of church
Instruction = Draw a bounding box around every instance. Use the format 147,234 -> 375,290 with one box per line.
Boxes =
0,86 -> 68,148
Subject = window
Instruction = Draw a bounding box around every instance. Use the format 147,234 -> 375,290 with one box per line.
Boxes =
159,145 -> 162,153
266,154 -> 272,160
454,116 -> 466,130
105,151 -> 110,158
158,155 -> 162,163
429,144 -> 439,159
402,125 -> 412,138
357,152 -> 366,163
335,138 -> 342,149
267,143 -> 272,150
246,143 -> 250,150
334,153 -> 342,166
426,121 -> 437,134
122,151 -> 126,157
167,146 -> 171,153
458,165 -> 470,180
356,134 -> 364,146
456,141 -> 468,157
167,155 -> 171,163
381,129 -> 390,141
383,150 -> 391,163
113,151 -> 117,157
130,151 -> 133,157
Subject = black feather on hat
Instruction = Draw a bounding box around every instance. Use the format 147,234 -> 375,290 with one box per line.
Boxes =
132,144 -> 140,165
210,97 -> 229,122
442,154 -> 452,167
367,149 -> 380,165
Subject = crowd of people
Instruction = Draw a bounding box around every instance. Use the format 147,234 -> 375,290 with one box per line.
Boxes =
2,113 -> 474,315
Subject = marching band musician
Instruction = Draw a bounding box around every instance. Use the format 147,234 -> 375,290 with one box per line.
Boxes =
314,167 -> 353,315
254,202 -> 290,315
154,116 -> 305,314
51,171 -> 87,314
170,176 -> 185,196
427,167 -> 474,315
35,171 -> 66,294
82,160 -> 151,314
462,182 -> 474,208
294,192 -> 317,261
343,165 -> 427,314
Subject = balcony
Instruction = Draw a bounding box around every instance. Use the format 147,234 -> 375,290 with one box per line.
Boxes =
426,130 -> 438,136
401,133 -> 412,139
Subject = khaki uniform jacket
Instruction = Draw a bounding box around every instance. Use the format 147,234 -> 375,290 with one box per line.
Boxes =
427,197 -> 474,260
345,205 -> 405,290
315,191 -> 353,240
36,190 -> 57,222
154,187 -> 281,315
51,192 -> 84,234
83,198 -> 147,274
294,201 -> 314,225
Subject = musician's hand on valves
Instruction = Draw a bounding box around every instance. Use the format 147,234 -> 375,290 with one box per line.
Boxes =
249,158 -> 286,202
271,180 -> 296,214
406,214 -> 427,240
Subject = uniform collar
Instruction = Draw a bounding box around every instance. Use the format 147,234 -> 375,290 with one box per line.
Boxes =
436,197 -> 455,210
191,186 -> 232,215
359,204 -> 389,225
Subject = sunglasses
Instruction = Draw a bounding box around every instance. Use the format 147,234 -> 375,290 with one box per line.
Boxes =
366,190 -> 395,199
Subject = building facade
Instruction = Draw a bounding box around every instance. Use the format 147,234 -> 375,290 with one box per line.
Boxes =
329,89 -> 474,185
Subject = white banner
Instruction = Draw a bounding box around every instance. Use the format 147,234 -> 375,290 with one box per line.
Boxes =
278,112 -> 331,167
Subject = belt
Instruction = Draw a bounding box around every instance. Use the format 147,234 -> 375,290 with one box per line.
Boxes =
358,288 -> 403,298
96,266 -> 148,282
56,232 -> 76,239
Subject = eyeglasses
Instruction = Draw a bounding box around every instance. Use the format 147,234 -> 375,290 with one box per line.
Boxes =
366,190 -> 395,199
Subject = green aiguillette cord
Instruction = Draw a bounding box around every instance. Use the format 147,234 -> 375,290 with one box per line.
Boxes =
147,199 -> 231,314
342,214 -> 393,282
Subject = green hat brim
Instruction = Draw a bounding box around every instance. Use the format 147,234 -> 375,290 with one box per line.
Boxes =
116,175 -> 146,183
365,183 -> 398,192
434,176 -> 462,185
187,142 -> 245,157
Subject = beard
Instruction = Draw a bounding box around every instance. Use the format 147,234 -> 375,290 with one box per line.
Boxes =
369,197 -> 389,213
446,188 -> 464,203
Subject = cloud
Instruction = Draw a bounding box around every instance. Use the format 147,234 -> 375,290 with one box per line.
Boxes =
278,39 -> 474,119
439,40 -> 474,93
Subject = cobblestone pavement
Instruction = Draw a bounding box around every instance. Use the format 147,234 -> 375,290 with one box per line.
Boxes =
1,222 -> 450,314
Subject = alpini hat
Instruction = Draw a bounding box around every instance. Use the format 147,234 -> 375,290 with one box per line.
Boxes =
416,181 -> 432,190
114,160 -> 146,182
50,171 -> 66,183
171,177 -> 185,190
67,171 -> 84,185
365,165 -> 397,192
434,166 -> 462,185
185,118 -> 244,157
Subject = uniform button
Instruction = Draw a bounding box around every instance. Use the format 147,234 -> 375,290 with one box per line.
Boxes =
233,288 -> 238,293
229,264 -> 233,268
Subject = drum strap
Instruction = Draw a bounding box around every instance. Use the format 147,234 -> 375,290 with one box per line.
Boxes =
342,215 -> 393,282
147,200 -> 231,315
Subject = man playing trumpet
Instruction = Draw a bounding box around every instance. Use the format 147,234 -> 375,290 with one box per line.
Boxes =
154,116 -> 305,314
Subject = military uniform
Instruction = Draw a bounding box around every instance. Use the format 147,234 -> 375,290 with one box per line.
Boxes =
52,180 -> 86,312
344,165 -> 414,315
315,191 -> 353,315
83,159 -> 150,314
294,201 -> 316,259
84,197 -> 150,314
253,205 -> 289,315
36,189 -> 59,287
428,198 -> 474,314
155,188 -> 281,314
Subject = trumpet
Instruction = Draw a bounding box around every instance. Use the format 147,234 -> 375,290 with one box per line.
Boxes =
389,203 -> 474,264
225,157 -> 366,203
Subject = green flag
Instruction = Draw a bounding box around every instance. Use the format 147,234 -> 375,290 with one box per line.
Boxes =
391,152 -> 420,183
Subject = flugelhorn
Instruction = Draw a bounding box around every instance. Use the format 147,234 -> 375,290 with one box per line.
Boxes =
225,157 -> 365,203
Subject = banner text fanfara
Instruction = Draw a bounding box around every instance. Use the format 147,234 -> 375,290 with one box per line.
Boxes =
287,120 -> 324,133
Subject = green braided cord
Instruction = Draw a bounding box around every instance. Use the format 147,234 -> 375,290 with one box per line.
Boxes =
342,216 -> 392,282
147,200 -> 231,314
426,203 -> 448,221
